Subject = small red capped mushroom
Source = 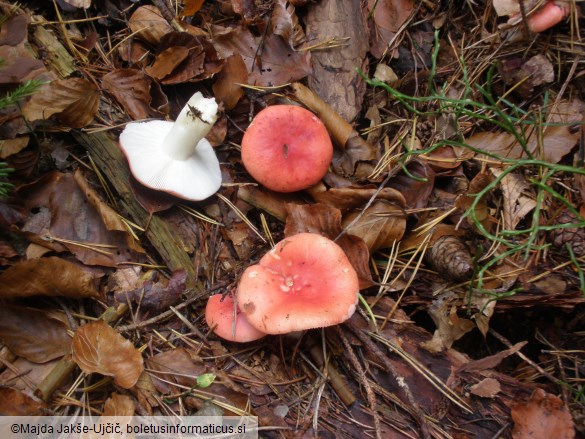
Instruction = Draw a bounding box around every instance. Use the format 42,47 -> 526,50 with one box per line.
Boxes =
236,233 -> 359,334
526,1 -> 570,33
241,105 -> 333,193
205,294 -> 266,342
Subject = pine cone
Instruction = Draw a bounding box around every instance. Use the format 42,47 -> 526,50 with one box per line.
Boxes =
427,235 -> 474,282
549,209 -> 585,257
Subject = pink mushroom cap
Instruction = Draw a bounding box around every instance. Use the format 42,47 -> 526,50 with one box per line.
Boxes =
527,1 -> 570,33
205,294 -> 266,342
241,105 -> 333,193
236,233 -> 359,334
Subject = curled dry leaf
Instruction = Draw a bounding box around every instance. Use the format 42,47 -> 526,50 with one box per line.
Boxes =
470,378 -> 501,398
72,320 -> 144,389
103,392 -> 135,416
145,347 -> 206,394
0,256 -> 100,299
0,388 -> 46,416
145,46 -> 190,81
21,78 -> 99,128
128,5 -> 173,45
386,159 -> 435,209
309,184 -> 406,212
102,69 -> 169,120
212,54 -> 248,110
511,388 -> 575,439
500,54 -> 554,99
367,0 -> 414,58
0,305 -> 71,363
114,269 -> 186,310
491,169 -> 536,231
272,0 -> 305,49
341,200 -> 406,251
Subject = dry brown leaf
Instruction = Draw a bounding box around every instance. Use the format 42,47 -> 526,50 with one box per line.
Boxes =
341,200 -> 406,251
212,54 -> 248,110
0,305 -> 71,363
470,378 -> 501,398
102,69 -> 168,120
420,295 -> 476,354
493,0 -> 522,16
367,0 -> 414,58
21,78 -> 99,128
0,388 -> 46,415
212,25 -> 311,87
387,160 -> 435,209
60,0 -> 91,8
114,269 -> 186,310
0,137 -> 29,159
492,169 -> 536,230
72,320 -> 144,389
309,185 -> 406,211
272,0 -> 305,49
103,392 -> 135,416
145,46 -> 190,80
457,341 -> 527,373
146,348 -> 205,394
182,0 -> 206,17
500,55 -> 554,99
0,256 -> 100,299
511,388 -> 575,439
466,100 -> 584,162
18,172 -> 144,267
456,171 -> 493,230
128,5 -> 173,45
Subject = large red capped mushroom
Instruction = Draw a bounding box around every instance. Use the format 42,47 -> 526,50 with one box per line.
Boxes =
236,233 -> 359,334
205,294 -> 266,342
241,105 -> 333,193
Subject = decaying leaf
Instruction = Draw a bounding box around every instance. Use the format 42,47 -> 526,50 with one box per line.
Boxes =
511,388 -> 575,439
500,54 -> 554,98
128,5 -> 173,45
181,0 -> 206,17
114,269 -> 186,310
145,46 -> 190,81
492,169 -> 536,230
103,392 -> 135,416
0,305 -> 71,363
212,25 -> 312,87
102,69 -> 169,120
145,348 -> 206,394
272,0 -> 305,49
0,388 -> 46,415
21,78 -> 99,128
72,320 -> 144,389
420,293 -> 476,353
470,378 -> 501,398
0,256 -> 100,299
212,54 -> 248,110
367,0 -> 414,58
341,200 -> 406,251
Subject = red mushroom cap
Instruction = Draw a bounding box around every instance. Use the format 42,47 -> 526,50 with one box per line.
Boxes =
241,105 -> 333,193
205,294 -> 266,342
527,1 -> 569,33
236,233 -> 359,334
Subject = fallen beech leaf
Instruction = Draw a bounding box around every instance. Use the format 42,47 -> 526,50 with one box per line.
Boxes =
470,378 -> 501,398
457,341 -> 528,373
500,55 -> 554,99
492,169 -> 536,230
0,305 -> 71,363
387,159 -> 435,209
114,269 -> 186,310
145,46 -> 190,80
103,392 -> 135,416
420,295 -> 475,353
511,388 -> 575,439
212,54 -> 248,110
146,348 -> 206,394
309,185 -> 406,211
272,0 -> 305,49
0,137 -> 29,159
21,78 -> 99,128
0,14 -> 28,46
128,5 -> 173,45
129,174 -> 177,216
213,25 -> 311,86
0,388 -> 46,415
466,100 -> 584,163
455,171 -> 493,230
0,256 -> 100,299
341,200 -> 406,251
182,0 -> 205,17
102,69 -> 169,120
367,0 -> 414,58
72,320 -> 144,389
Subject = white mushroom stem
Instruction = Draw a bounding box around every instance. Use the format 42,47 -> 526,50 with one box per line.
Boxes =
163,93 -> 219,161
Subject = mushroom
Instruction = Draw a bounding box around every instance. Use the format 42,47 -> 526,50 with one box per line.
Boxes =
205,293 -> 266,342
525,1 -> 570,33
119,91 -> 221,201
236,232 -> 359,334
241,105 -> 333,193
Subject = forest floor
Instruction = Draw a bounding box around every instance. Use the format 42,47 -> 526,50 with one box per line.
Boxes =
0,0 -> 584,438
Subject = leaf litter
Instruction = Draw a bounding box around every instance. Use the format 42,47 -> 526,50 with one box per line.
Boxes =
0,0 -> 583,437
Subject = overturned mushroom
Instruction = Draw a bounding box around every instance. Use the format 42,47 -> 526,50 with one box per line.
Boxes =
236,233 -> 359,334
119,92 -> 221,201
